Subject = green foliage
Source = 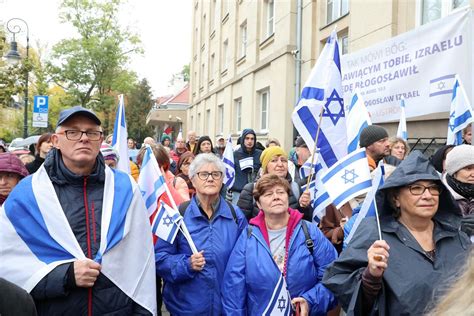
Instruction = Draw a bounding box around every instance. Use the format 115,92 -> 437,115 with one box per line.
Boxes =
181,64 -> 190,82
126,78 -> 155,143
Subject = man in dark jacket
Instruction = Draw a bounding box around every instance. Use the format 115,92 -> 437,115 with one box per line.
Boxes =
0,106 -> 156,315
231,129 -> 262,203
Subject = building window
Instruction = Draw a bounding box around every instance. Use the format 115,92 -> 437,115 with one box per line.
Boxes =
222,39 -> 229,70
260,90 -> 269,131
421,0 -> 469,24
206,109 -> 211,135
239,21 -> 247,58
327,0 -> 349,24
222,0 -> 229,19
234,98 -> 242,132
218,104 -> 224,134
190,115 -> 194,130
265,0 -> 275,37
200,63 -> 205,88
210,0 -> 217,32
340,33 -> 348,55
197,113 -> 201,133
202,14 -> 206,45
210,53 -> 215,79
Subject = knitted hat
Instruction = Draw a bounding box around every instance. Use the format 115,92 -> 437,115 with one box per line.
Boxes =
445,145 -> 474,176
100,143 -> 119,162
0,153 -> 29,178
161,134 -> 171,143
359,125 -> 389,147
260,146 -> 287,172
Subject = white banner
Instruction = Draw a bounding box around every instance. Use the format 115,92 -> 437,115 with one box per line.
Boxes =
341,9 -> 473,123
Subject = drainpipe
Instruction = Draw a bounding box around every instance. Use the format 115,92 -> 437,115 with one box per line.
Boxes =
293,0 -> 303,141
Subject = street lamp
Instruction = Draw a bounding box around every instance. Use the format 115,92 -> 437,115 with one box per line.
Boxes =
5,18 -> 30,138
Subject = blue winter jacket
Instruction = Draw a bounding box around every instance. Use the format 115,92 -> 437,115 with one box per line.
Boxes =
155,196 -> 247,315
221,209 -> 337,315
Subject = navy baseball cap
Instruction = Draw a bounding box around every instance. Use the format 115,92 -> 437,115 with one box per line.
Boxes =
56,106 -> 101,127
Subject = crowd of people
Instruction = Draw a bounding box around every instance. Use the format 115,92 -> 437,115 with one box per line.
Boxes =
0,105 -> 472,316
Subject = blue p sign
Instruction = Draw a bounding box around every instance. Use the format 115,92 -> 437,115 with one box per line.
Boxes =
34,96 -> 49,114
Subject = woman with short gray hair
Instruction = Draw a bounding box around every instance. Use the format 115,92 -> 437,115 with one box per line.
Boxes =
155,153 -> 247,315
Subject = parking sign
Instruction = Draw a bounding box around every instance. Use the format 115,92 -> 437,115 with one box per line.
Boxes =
33,96 -> 49,128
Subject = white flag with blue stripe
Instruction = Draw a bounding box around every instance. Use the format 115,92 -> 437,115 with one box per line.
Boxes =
138,145 -> 167,217
0,165 -> 157,314
292,29 -> 347,169
347,91 -> 372,153
222,136 -> 235,188
112,94 -> 131,173
447,76 -> 474,145
345,162 -> 385,245
151,201 -> 182,244
322,148 -> 372,209
397,98 -> 408,141
262,274 -> 292,316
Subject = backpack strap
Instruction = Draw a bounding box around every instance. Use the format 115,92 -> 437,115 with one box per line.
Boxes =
177,199 -> 238,225
247,225 -> 253,238
301,220 -> 314,255
225,200 -> 238,225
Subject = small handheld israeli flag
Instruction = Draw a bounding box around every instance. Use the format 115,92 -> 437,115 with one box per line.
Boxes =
397,98 -> 408,141
322,148 -> 372,209
112,94 -> 130,173
222,136 -> 235,187
447,76 -> 473,145
151,201 -> 183,244
262,274 -> 292,316
347,91 -> 372,153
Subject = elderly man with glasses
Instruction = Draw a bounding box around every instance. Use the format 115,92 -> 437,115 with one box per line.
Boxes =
155,153 -> 247,315
0,106 -> 157,315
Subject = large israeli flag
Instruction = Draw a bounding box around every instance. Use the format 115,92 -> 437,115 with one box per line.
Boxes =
322,148 -> 372,209
112,94 -> 131,173
151,201 -> 182,244
447,76 -> 474,145
262,274 -> 292,316
0,165 -> 157,315
346,91 -> 372,153
345,162 -> 385,245
292,30 -> 347,169
138,145 -> 167,217
222,136 -> 235,188
397,99 -> 408,141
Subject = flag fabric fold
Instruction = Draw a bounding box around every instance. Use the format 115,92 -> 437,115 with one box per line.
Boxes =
347,91 -> 372,153
138,145 -> 167,217
112,94 -> 131,173
322,148 -> 372,209
151,201 -> 183,244
447,76 -> 474,145
292,29 -> 347,169
262,273 -> 292,316
0,165 -> 157,314
222,136 -> 235,188
397,99 -> 408,141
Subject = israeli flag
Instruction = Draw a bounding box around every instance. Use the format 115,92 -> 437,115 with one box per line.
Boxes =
112,94 -> 131,173
222,136 -> 235,188
347,91 -> 372,153
322,148 -> 372,209
397,98 -> 408,141
300,155 -> 331,223
345,162 -> 385,245
151,201 -> 182,244
447,76 -> 474,145
0,165 -> 157,314
138,145 -> 167,217
262,274 -> 292,316
292,29 -> 347,169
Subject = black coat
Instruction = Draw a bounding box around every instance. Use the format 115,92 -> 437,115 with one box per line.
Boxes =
25,155 -> 45,174
0,278 -> 37,316
30,149 -> 149,315
322,151 -> 470,316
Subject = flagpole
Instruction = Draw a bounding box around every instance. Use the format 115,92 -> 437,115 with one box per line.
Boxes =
305,106 -> 325,189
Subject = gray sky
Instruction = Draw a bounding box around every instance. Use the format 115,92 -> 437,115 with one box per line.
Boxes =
1,0 -> 191,97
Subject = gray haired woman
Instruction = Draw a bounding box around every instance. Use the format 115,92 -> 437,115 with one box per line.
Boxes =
155,153 -> 247,315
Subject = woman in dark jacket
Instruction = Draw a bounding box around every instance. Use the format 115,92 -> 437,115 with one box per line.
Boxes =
237,146 -> 312,221
25,133 -> 53,174
192,135 -> 215,156
322,151 -> 470,316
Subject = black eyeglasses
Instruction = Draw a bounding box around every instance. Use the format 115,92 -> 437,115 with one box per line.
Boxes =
407,184 -> 442,196
58,130 -> 103,141
196,171 -> 223,181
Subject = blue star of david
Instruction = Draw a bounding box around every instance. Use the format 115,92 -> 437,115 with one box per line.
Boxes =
162,215 -> 173,227
277,295 -> 287,312
140,190 -> 146,197
437,81 -> 446,91
341,169 -> 358,184
448,111 -> 456,132
322,89 -> 345,126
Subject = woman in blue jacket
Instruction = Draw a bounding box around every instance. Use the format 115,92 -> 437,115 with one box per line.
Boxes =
155,153 -> 247,315
222,174 -> 337,315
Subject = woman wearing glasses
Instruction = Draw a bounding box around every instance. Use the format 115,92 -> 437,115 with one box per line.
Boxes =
155,153 -> 247,315
323,151 -> 470,316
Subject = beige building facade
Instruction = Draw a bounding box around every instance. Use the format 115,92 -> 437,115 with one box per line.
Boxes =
189,0 -> 472,151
